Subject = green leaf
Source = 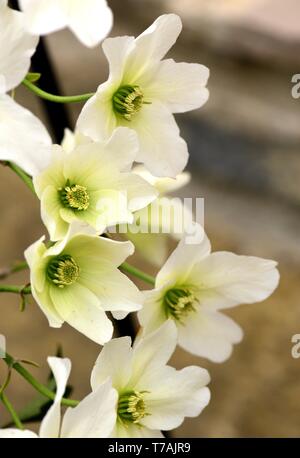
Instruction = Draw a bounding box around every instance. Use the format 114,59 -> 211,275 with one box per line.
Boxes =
26,72 -> 41,83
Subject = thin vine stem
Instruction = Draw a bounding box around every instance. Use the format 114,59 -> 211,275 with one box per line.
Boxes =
0,285 -> 31,295
121,262 -> 156,286
3,353 -> 79,408
23,78 -> 94,104
0,393 -> 24,430
8,163 -> 35,194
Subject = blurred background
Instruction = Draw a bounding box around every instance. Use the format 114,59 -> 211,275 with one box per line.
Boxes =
1,0 -> 300,437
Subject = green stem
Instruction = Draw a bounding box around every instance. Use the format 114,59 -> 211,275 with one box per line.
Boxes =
0,393 -> 24,430
23,79 -> 94,104
8,162 -> 35,194
0,285 -> 31,294
3,353 -> 78,408
10,261 -> 28,275
121,262 -> 155,286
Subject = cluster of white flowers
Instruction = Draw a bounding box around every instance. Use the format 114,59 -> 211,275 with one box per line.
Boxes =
0,1 -> 279,438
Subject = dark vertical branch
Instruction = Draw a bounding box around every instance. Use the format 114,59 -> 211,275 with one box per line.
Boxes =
31,39 -> 71,143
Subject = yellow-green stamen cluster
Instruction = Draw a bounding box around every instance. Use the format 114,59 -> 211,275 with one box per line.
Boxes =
113,85 -> 145,121
118,390 -> 148,424
47,254 -> 79,288
59,181 -> 90,211
163,287 -> 196,322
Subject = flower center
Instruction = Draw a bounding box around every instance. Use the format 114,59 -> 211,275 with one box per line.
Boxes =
47,254 -> 79,288
163,287 -> 196,322
59,181 -> 90,211
113,85 -> 145,121
118,390 -> 148,424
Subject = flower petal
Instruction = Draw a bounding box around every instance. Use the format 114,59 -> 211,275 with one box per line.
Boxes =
61,379 -> 117,438
41,185 -> 69,241
124,14 -> 182,84
178,309 -> 243,363
79,267 -> 143,316
133,101 -> 188,178
0,429 -> 38,438
0,95 -> 52,176
130,321 -> 177,387
189,252 -> 280,310
39,357 -> 71,438
142,365 -> 210,430
91,337 -> 133,391
67,0 -> 113,48
146,59 -> 209,113
112,422 -> 163,438
156,226 -> 210,288
49,282 -> 113,345
138,287 -> 168,334
0,3 -> 38,93
19,0 -> 67,35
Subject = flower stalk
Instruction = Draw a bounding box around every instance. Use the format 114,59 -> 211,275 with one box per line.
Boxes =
22,78 -> 94,104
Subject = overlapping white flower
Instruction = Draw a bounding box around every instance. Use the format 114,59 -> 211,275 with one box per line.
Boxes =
25,227 -> 143,344
139,226 -> 280,362
0,0 -> 52,176
34,128 -> 157,241
0,0 -> 38,94
77,14 -> 210,177
122,166 -> 192,266
91,321 -> 211,437
19,0 -> 113,48
0,357 -> 117,438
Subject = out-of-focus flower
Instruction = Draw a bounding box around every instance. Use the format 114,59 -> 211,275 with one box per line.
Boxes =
34,128 -> 157,241
25,227 -> 143,344
19,0 -> 113,48
0,357 -> 117,438
0,1 -> 52,176
139,226 -> 280,362
0,95 -> 52,176
91,321 -> 211,437
77,14 -> 209,177
0,0 -> 38,94
121,165 -> 192,266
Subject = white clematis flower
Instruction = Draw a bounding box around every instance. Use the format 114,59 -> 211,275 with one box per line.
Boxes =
139,227 -> 280,363
0,94 -> 52,176
34,127 -> 157,241
24,227 -> 143,344
91,321 -> 211,438
122,165 -> 192,266
0,357 -> 118,438
0,1 -> 52,176
77,14 -> 210,177
19,0 -> 113,48
0,0 -> 38,94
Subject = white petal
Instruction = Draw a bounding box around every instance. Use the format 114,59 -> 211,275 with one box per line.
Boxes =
40,185 -> 69,242
19,0 -> 67,35
146,59 -> 209,113
133,101 -> 188,178
67,0 -> 113,48
130,321 -> 177,387
79,267 -> 143,316
76,84 -> 117,141
0,429 -> 38,438
39,357 -> 71,438
112,422 -> 163,438
0,95 -> 52,176
142,365 -> 210,430
49,283 -> 113,345
61,379 -> 117,438
103,127 -> 139,171
66,234 -> 134,268
0,4 -> 38,93
117,173 -> 158,212
102,35 -> 135,84
178,309 -> 243,363
138,288 -> 168,334
91,337 -> 133,391
124,14 -> 182,84
189,252 -> 280,310
156,226 -> 209,288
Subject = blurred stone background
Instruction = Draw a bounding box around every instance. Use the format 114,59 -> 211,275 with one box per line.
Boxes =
1,0 -> 300,437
